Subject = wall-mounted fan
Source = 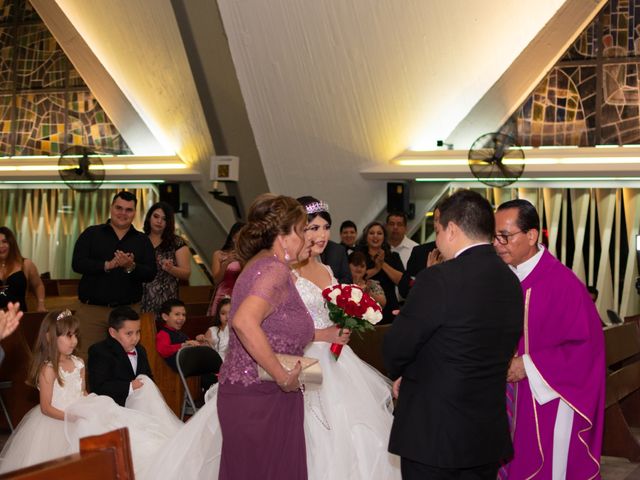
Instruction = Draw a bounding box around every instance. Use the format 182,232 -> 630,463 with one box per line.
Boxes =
58,146 -> 105,192
468,132 -> 525,187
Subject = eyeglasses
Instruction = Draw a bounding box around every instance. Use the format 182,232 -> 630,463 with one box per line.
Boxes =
494,230 -> 525,245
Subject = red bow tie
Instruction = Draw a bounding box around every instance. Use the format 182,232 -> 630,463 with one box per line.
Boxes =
127,351 -> 137,356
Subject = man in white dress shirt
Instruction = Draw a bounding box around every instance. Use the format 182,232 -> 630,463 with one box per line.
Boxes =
387,212 -> 418,269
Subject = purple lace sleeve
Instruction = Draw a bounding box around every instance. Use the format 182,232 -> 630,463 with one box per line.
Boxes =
246,257 -> 290,308
218,256 -> 315,386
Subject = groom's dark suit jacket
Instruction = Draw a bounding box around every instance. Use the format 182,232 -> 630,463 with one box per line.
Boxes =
88,336 -> 153,406
383,244 -> 523,468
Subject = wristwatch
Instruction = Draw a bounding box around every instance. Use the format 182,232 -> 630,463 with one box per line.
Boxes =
125,262 -> 136,274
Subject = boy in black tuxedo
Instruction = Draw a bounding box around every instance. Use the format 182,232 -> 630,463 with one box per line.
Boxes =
88,306 -> 153,406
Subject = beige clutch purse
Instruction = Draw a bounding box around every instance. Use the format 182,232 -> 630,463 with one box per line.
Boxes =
258,354 -> 323,385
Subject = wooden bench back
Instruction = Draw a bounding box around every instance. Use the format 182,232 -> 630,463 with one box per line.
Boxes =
0,328 -> 38,428
348,324 -> 391,377
604,322 -> 640,408
605,322 -> 640,366
0,428 -> 134,480
179,285 -> 213,303
139,311 -> 185,415
185,302 -> 210,317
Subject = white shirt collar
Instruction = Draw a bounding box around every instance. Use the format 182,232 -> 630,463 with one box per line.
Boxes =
509,244 -> 544,282
454,242 -> 490,258
390,236 -> 418,251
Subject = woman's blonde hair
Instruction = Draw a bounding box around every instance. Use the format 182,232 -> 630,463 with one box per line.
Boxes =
28,310 -> 80,387
235,194 -> 306,264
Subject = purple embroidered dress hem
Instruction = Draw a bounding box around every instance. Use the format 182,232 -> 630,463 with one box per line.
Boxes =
217,256 -> 314,480
506,249 -> 605,479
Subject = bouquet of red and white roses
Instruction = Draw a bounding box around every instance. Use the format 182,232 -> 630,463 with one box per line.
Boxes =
321,283 -> 383,360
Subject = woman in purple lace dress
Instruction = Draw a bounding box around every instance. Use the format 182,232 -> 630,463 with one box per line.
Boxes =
217,194 -> 314,480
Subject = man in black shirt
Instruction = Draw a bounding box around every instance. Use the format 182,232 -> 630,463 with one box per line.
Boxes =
72,191 -> 156,361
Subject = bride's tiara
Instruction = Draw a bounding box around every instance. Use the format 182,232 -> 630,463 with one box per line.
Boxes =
305,201 -> 329,215
56,309 -> 72,322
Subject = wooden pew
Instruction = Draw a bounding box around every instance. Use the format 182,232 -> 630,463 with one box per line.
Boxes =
56,279 -> 80,297
348,324 -> 391,377
602,321 -> 640,461
185,301 -> 210,317
139,312 -> 185,416
178,285 -> 213,303
0,327 -> 39,429
0,427 -> 134,480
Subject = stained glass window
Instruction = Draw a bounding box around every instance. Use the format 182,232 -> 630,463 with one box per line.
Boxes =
507,0 -> 640,147
0,0 -> 131,156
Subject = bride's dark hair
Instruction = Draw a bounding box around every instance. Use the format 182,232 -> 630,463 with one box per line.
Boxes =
235,194 -> 306,264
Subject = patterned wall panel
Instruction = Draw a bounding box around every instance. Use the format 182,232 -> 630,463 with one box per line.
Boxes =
570,189 -> 590,282
621,189 -> 640,315
0,0 -> 131,156
508,0 -> 640,147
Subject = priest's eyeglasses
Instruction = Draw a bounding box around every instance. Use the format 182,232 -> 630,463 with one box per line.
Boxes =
494,230 -> 525,245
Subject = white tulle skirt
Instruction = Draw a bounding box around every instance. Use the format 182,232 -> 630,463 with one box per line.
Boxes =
65,376 -> 182,476
0,406 -> 71,473
139,385 -> 222,480
303,342 -> 401,480
141,343 -> 401,480
0,375 -> 180,475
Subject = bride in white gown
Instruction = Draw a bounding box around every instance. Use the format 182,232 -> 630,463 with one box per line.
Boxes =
142,197 -> 400,480
294,196 -> 400,480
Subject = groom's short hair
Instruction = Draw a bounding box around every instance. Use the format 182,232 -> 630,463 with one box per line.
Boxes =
436,190 -> 494,242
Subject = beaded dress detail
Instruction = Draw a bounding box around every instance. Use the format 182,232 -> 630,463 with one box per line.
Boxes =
51,356 -> 84,410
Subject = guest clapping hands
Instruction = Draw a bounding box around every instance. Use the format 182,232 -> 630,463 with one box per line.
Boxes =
355,222 -> 404,324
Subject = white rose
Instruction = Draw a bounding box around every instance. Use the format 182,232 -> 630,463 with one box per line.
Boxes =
328,289 -> 340,303
363,306 -> 383,325
350,287 -> 363,303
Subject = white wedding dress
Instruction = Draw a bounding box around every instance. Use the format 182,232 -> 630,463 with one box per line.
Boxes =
295,269 -> 401,480
0,356 -> 180,475
141,267 -> 401,480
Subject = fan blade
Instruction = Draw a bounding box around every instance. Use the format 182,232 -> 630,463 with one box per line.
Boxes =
495,160 -> 517,178
469,148 -> 497,162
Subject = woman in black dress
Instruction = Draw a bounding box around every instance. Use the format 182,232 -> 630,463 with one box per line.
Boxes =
355,221 -> 403,324
140,202 -> 191,315
0,227 -> 45,312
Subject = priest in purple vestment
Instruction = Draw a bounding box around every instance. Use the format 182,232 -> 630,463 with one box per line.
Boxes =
494,199 -> 605,480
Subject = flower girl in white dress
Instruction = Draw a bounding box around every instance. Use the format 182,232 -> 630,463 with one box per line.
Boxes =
0,309 -> 180,475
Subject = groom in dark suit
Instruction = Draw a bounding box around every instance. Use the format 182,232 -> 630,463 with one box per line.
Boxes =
383,190 -> 523,479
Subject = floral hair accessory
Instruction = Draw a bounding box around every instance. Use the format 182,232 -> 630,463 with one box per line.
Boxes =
305,200 -> 329,215
56,309 -> 73,322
